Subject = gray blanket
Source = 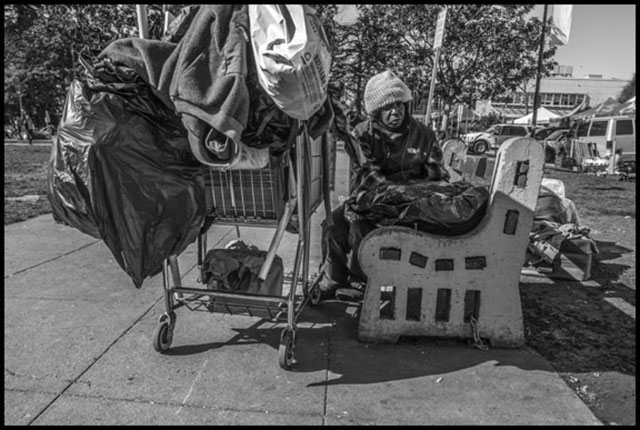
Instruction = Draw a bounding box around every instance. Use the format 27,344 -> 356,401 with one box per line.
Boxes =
99,5 -> 252,165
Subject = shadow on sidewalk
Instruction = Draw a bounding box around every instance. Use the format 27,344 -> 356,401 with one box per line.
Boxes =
157,301 -> 556,386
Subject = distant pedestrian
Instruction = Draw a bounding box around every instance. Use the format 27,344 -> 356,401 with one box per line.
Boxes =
24,114 -> 34,145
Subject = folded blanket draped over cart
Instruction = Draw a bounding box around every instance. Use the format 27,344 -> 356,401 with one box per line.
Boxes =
99,4 -> 333,169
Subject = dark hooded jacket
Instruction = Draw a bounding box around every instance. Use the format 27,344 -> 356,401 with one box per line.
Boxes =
349,111 -> 450,198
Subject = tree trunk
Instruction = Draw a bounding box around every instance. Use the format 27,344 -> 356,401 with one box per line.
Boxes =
70,46 -> 76,79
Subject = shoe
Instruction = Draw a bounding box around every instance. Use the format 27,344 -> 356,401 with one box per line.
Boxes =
316,272 -> 344,302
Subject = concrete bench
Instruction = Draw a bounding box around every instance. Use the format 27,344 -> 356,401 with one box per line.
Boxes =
357,137 -> 545,347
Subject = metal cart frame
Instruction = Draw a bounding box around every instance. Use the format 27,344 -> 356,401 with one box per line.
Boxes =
152,121 -> 330,369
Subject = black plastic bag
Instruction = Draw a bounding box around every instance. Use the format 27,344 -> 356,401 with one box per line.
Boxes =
202,241 -> 283,297
345,180 -> 490,236
47,59 -> 206,288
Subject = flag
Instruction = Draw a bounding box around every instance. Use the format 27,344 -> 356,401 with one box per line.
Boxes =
548,5 -> 573,47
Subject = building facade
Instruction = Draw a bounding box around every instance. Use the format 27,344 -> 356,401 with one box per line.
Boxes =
476,65 -> 630,121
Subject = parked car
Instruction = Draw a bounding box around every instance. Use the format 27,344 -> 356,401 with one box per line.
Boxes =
572,115 -> 636,158
540,129 -> 570,163
532,126 -> 566,141
462,123 -> 531,154
527,125 -> 546,138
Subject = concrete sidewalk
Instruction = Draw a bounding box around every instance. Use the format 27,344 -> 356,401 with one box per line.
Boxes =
4,147 -> 601,425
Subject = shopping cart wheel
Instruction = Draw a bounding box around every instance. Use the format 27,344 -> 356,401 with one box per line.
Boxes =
305,276 -> 322,307
278,328 -> 295,369
308,283 -> 321,306
153,312 -> 176,353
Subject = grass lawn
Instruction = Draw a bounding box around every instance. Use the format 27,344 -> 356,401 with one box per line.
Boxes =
4,145 -> 53,225
542,166 -> 636,218
4,144 -> 636,224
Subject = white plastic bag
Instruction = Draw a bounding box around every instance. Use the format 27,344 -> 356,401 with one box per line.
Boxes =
249,4 -> 332,120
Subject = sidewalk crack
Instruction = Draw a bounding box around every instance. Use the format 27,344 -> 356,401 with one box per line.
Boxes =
4,239 -> 101,279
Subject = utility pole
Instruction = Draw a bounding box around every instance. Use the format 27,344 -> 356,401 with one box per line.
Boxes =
531,4 -> 548,129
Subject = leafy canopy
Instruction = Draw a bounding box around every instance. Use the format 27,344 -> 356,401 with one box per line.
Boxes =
617,73 -> 635,103
3,4 -> 185,125
314,4 -> 556,120
5,4 -> 556,126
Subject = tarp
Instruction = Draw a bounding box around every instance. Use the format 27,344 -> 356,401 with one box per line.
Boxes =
549,95 -> 591,127
513,106 -> 560,124
571,97 -> 621,121
610,96 -> 636,116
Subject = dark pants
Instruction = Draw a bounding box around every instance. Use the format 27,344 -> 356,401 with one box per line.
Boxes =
320,203 -> 376,286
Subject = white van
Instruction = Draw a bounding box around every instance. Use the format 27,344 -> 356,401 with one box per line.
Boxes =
574,116 -> 636,158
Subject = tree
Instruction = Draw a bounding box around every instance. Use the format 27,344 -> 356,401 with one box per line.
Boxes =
3,4 -> 186,126
314,4 -> 557,122
617,73 -> 635,102
5,4 -> 559,130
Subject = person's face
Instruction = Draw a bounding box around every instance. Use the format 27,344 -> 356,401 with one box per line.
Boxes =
379,101 -> 406,129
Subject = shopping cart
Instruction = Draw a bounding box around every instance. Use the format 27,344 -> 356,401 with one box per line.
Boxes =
152,122 -> 333,369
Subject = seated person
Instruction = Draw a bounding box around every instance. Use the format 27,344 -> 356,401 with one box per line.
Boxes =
318,70 -> 450,301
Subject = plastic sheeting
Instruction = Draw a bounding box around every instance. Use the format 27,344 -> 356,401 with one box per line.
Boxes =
47,60 -> 206,288
345,180 -> 490,236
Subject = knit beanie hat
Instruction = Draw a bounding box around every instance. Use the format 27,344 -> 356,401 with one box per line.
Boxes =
364,70 -> 413,115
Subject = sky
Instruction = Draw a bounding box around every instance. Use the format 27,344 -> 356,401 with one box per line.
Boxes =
336,4 -> 636,81
534,4 -> 635,80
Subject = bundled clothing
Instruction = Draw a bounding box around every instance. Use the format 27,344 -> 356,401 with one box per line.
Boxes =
345,180 -> 489,237
526,184 -> 599,267
99,4 -> 332,168
99,5 -> 251,156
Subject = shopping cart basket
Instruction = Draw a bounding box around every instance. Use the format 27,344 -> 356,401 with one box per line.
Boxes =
152,122 -> 333,369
